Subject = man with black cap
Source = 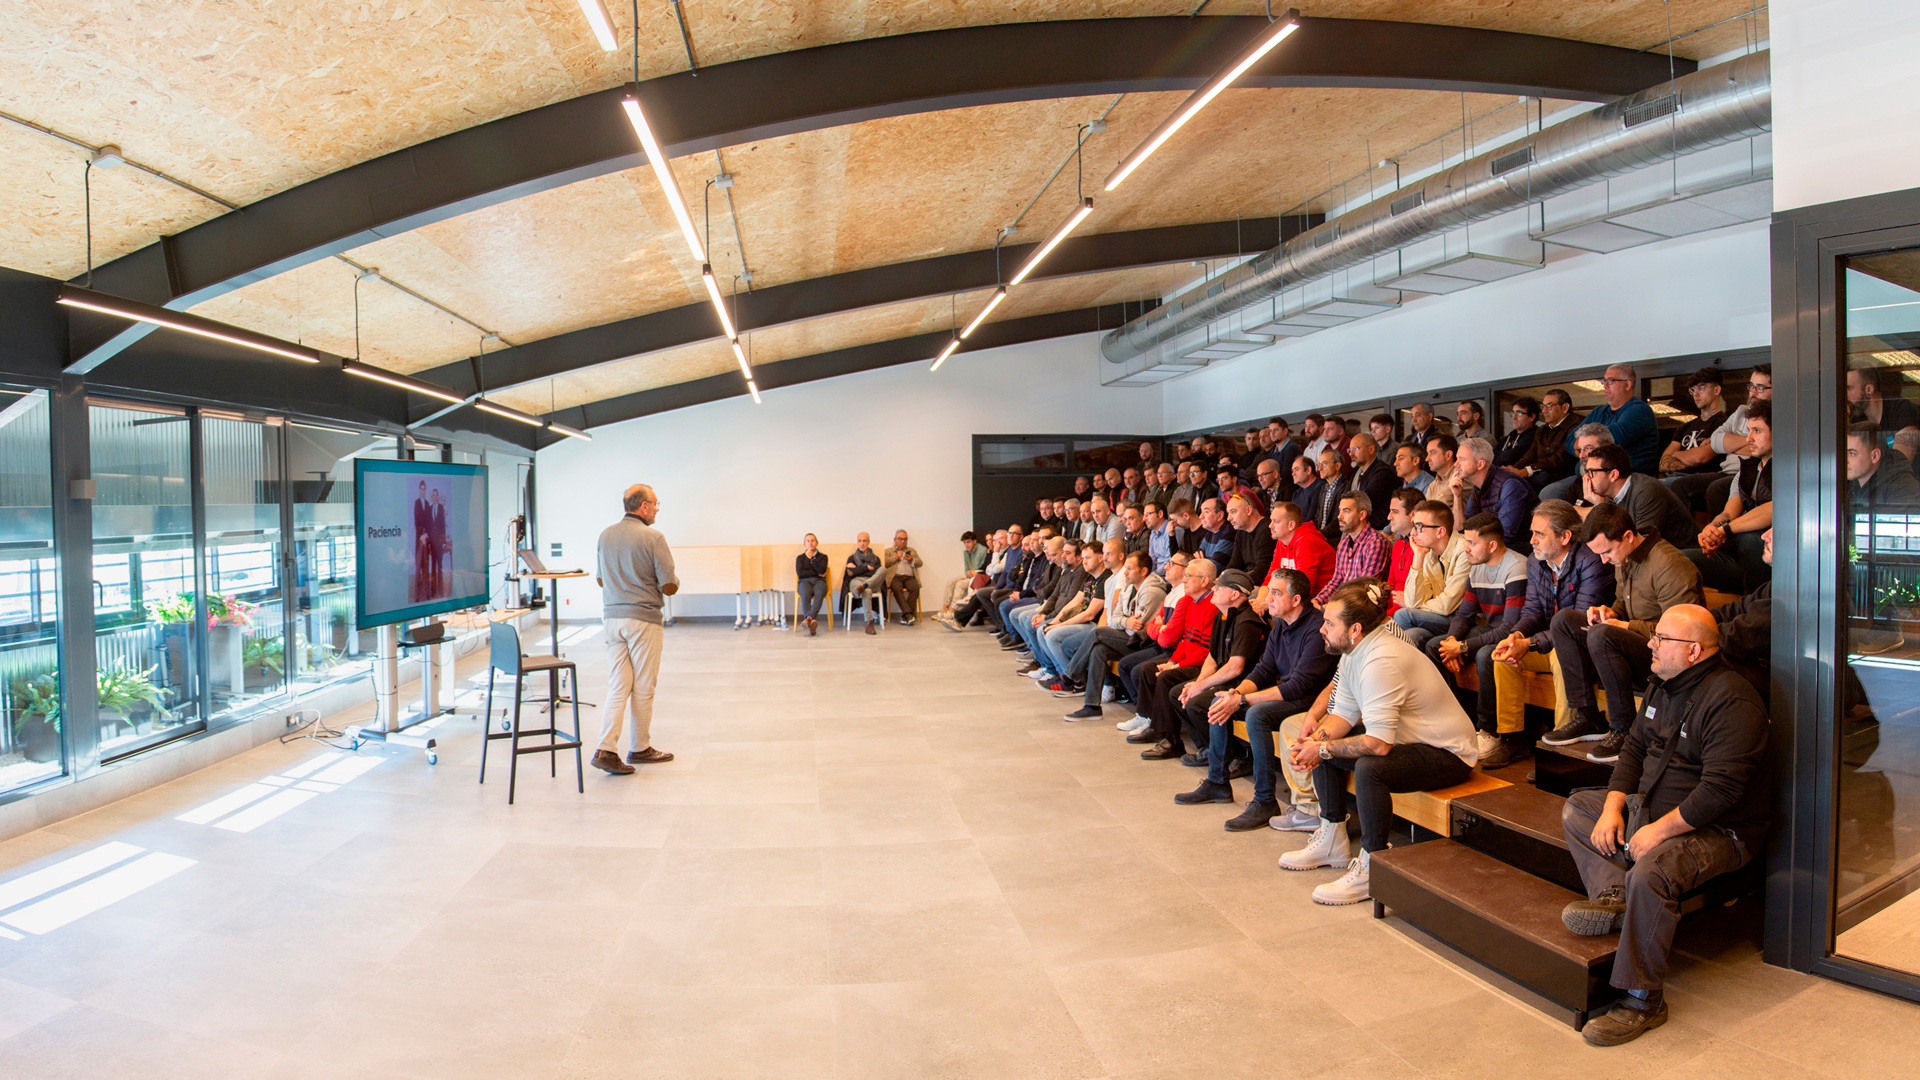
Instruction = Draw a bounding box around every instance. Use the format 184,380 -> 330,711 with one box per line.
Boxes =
1141,567 -> 1269,763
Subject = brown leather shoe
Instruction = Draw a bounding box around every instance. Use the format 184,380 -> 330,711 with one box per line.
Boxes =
591,750 -> 634,775
627,747 -> 674,764
806,618 -> 817,636
864,622 -> 876,635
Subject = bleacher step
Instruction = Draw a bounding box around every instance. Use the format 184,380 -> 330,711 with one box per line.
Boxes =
1370,840 -> 1618,1029
1530,738 -> 1615,797
1450,784 -> 1584,893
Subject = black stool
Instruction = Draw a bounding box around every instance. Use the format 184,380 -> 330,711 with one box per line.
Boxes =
481,621 -> 584,804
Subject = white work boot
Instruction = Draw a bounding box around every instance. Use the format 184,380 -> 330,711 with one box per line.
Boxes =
1278,818 -> 1352,871
1312,850 -> 1374,906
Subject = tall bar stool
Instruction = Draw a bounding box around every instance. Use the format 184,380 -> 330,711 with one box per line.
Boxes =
481,621 -> 584,804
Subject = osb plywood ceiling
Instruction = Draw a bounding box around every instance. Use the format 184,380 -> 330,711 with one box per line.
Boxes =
0,0 -> 1768,409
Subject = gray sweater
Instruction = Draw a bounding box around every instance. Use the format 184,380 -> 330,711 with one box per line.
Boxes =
597,515 -> 679,623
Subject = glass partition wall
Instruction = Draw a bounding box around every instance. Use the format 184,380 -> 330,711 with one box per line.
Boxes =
0,387 -> 60,795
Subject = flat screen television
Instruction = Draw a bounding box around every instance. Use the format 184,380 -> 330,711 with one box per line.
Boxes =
354,459 -> 490,629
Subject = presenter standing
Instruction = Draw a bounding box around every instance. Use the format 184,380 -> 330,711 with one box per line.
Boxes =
593,484 -> 678,775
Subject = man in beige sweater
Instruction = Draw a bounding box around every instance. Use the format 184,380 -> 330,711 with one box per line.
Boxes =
1543,501 -> 1703,764
1391,500 -> 1470,650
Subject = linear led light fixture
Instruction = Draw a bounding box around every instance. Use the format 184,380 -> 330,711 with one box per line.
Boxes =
959,288 -> 1007,338
621,94 -> 705,262
341,360 -> 467,404
929,337 -> 961,372
574,0 -> 619,50
702,265 -> 738,339
474,399 -> 546,427
57,285 -> 321,364
731,340 -> 753,378
546,421 -> 593,441
1007,199 -> 1094,286
746,380 -> 762,404
1103,10 -> 1301,191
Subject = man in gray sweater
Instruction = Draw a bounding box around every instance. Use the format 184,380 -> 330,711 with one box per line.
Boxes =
593,484 -> 679,775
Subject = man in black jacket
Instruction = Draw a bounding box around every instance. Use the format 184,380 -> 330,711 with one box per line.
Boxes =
1711,527 -> 1772,699
1346,433 -> 1397,530
1559,604 -> 1770,1047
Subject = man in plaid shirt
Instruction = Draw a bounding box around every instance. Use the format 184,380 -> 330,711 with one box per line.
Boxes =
1312,492 -> 1391,605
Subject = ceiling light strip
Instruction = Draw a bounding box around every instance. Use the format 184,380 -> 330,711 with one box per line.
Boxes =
959,288 -> 1007,339
1007,199 -> 1094,286
929,337 -> 961,372
1103,12 -> 1301,192
341,361 -> 467,404
731,340 -> 753,378
574,0 -> 620,51
57,286 -> 322,364
475,400 -> 546,427
621,96 -> 705,263
746,380 -> 762,404
702,265 -> 738,339
546,421 -> 593,441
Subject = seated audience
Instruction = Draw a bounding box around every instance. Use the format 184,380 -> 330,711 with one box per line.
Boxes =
1683,400 -> 1771,593
1369,414 -> 1400,461
1507,388 -> 1579,490
940,530 -> 1006,631
1495,396 -> 1539,469
1146,461 -> 1178,508
1392,500 -> 1470,647
952,527 -> 1026,629
1281,579 -> 1479,905
1544,422 -> 1615,504
1077,499 -> 1098,543
1166,498 -> 1200,556
939,530 -> 991,615
1312,449 -> 1353,543
991,534 -> 1063,640
1190,461 -> 1221,509
1030,539 -> 1118,686
1849,362 -> 1920,432
1142,500 -> 1176,574
1138,440 -> 1159,473
882,530 -> 923,626
1430,513 -> 1529,737
1255,457 -> 1290,511
1848,421 -> 1920,531
1319,415 -> 1351,461
1313,492 -> 1392,606
843,532 -> 884,633
1267,416 -> 1302,479
1113,552 -> 1194,731
1120,503 -> 1149,557
1405,402 -> 1439,454
1580,363 -> 1661,475
1175,568 -> 1336,830
1692,365 -> 1773,511
1455,400 -> 1488,442
1424,435 -> 1459,503
1581,443 -> 1699,549
1170,463 -> 1201,513
1300,413 -> 1330,463
1195,497 -> 1234,563
1215,463 -> 1254,509
1383,488 -> 1421,615
1267,501 -> 1336,601
1125,558 -> 1220,742
1711,527 -> 1773,697
1225,492 -> 1275,583
1449,435 -> 1537,555
1393,442 -> 1435,495
1485,500 -> 1615,769
1545,502 -> 1704,762
1559,605 -> 1769,1047
1031,498 -> 1055,533
1291,454 -> 1327,535
796,533 -> 829,635
1347,433 -> 1397,530
1009,538 -> 1087,664
1073,475 -> 1093,502
1898,426 -> 1920,479
1091,471 -> 1111,503
1140,568 -> 1268,762
1658,370 -> 1730,508
1061,551 -> 1171,718
1120,467 -> 1145,507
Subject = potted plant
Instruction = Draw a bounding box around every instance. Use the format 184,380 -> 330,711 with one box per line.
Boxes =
9,673 -> 61,763
97,665 -> 166,736
243,634 -> 284,691
1875,580 -> 1920,638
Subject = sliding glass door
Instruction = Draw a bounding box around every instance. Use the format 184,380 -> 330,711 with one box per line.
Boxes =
0,387 -> 61,794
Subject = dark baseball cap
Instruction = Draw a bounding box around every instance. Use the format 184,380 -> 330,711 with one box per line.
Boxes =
1215,569 -> 1255,597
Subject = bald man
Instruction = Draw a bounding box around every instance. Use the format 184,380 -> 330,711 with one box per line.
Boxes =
1558,604 -> 1769,1047
594,483 -> 680,774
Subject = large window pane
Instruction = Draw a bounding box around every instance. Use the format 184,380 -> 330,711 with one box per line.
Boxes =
0,388 -> 61,794
1834,250 -> 1920,975
288,427 -> 397,691
203,415 -> 285,715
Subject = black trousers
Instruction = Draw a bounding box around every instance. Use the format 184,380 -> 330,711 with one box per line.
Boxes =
1550,607 -> 1651,733
1561,789 -> 1752,991
1312,735 -> 1472,852
1116,645 -> 1169,704
1080,627 -> 1142,708
1144,664 -> 1200,747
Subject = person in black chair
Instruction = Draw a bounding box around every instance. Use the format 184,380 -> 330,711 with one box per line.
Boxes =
1559,605 -> 1769,1047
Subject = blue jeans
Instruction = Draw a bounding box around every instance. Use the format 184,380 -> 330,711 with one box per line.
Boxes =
1039,623 -> 1096,677
1394,607 -> 1452,651
997,596 -> 1030,632
1210,696 -> 1313,803
1011,604 -> 1049,653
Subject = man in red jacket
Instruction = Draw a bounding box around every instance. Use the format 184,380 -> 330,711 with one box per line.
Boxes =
1383,487 -> 1423,615
1125,558 -> 1219,746
1264,502 -> 1334,601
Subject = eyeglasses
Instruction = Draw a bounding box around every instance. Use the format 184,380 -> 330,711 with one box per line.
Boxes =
1601,376 -> 1633,386
1410,522 -> 1444,532
1650,633 -> 1705,649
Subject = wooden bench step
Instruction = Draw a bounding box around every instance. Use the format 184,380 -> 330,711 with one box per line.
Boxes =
1530,738 -> 1616,797
1450,784 -> 1584,892
1370,840 -> 1619,1029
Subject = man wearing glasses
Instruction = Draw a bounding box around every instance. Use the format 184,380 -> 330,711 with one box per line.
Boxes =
1506,388 -> 1580,491
594,484 -> 679,774
1558,604 -> 1769,1047
1574,364 -> 1660,475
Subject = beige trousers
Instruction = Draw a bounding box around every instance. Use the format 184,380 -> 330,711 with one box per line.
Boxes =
600,618 -> 663,753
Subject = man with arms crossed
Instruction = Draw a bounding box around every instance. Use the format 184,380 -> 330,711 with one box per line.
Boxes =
594,484 -> 678,774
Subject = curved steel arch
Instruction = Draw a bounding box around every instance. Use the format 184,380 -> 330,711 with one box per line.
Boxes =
72,16 -> 1691,368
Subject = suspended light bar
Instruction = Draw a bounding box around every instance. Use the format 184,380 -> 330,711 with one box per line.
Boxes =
573,0 -> 619,51
546,421 -> 593,441
341,360 -> 466,404
731,340 -> 752,378
474,399 -> 546,427
621,95 -> 705,262
1103,11 -> 1301,192
746,380 -> 762,404
702,265 -> 738,340
959,288 -> 1007,339
1007,199 -> 1094,286
57,285 -> 322,364
929,337 -> 961,372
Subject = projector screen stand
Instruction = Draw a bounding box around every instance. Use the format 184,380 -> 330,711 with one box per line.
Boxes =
345,623 -> 465,765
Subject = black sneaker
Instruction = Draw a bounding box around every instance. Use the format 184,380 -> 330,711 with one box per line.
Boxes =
1541,714 -> 1609,745
1125,729 -> 1157,745
1587,729 -> 1629,763
1015,661 -> 1040,675
1179,751 -> 1209,768
1049,682 -> 1084,698
1582,993 -> 1667,1047
1224,799 -> 1283,831
1225,756 -> 1252,780
1174,780 -> 1234,804
1478,736 -> 1528,772
1562,885 -> 1627,936
1063,706 -> 1103,721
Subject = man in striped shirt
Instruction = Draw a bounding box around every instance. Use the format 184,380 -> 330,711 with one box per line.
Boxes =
1430,514 -> 1530,763
1311,492 -> 1391,606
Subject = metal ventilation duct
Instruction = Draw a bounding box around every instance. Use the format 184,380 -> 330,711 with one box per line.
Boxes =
1100,50 -> 1772,366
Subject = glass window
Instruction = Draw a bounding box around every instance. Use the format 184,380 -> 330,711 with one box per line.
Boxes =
979,442 -> 1067,470
0,387 -> 62,794
1071,439 -> 1141,473
288,425 -> 395,692
202,415 -> 286,715
1834,249 -> 1920,976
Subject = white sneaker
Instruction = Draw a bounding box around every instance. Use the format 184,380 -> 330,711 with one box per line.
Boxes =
1101,684 -> 1117,703
1027,667 -> 1053,681
1278,818 -> 1352,871
1473,731 -> 1500,758
1312,850 -> 1373,906
1118,713 -> 1151,732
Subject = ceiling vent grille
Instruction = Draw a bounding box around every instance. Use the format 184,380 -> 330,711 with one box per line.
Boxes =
1389,191 -> 1426,216
1490,146 -> 1535,176
1624,94 -> 1680,129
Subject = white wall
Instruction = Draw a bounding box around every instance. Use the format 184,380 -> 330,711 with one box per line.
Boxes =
1159,221 -> 1771,433
536,333 -> 1161,619
1773,0 -> 1920,210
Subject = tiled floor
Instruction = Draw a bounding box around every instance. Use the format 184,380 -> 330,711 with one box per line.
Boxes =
0,619 -> 1914,1078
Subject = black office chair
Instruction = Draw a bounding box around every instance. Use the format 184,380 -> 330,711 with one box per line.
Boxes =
481,621 -> 583,804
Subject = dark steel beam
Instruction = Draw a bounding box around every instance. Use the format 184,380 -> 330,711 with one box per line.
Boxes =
415,215 -> 1315,410
534,303 -> 1152,444
74,16 -> 1692,369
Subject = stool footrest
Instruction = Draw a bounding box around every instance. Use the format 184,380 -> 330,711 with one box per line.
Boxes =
514,740 -> 582,755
